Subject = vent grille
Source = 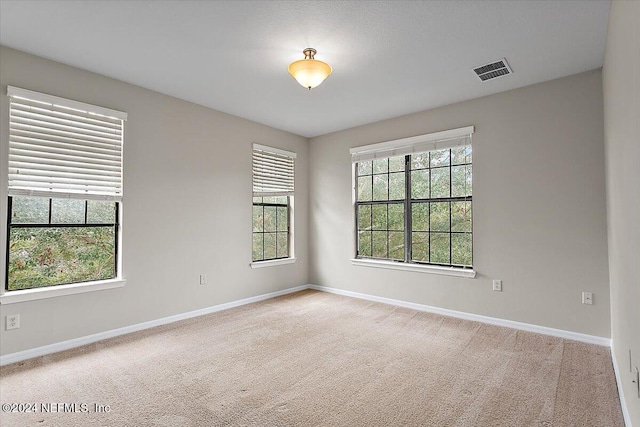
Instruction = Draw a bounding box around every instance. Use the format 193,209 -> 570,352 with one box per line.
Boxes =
473,58 -> 512,82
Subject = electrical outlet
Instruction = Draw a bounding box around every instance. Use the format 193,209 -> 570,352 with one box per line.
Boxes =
582,292 -> 593,305
6,314 -> 20,330
492,280 -> 502,292
199,274 -> 207,285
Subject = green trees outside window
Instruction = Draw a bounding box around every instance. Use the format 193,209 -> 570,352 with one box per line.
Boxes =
7,196 -> 118,290
252,196 -> 289,262
356,146 -> 472,268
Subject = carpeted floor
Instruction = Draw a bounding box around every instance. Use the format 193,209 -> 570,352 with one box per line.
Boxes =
0,290 -> 624,426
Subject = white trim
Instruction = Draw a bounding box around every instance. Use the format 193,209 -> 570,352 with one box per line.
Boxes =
351,258 -> 476,278
253,143 -> 297,159
0,279 -> 126,305
7,86 -> 128,120
250,258 -> 297,268
0,284 -> 308,366
308,285 -> 611,347
0,284 -> 615,368
350,125 -> 474,159
611,343 -> 633,427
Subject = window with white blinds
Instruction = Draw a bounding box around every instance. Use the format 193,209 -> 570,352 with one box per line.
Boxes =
252,144 -> 296,197
7,86 -> 127,201
251,144 -> 296,264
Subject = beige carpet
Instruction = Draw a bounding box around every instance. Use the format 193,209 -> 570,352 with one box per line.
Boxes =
0,290 -> 624,426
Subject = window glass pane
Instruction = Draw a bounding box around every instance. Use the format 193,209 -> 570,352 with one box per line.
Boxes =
389,156 -> 405,172
252,197 -> 263,204
373,158 -> 388,174
411,169 -> 429,199
372,174 -> 389,201
388,203 -> 404,231
372,204 -> 387,230
411,232 -> 429,262
10,196 -> 49,224
358,231 -> 372,257
430,167 -> 451,198
372,231 -> 387,258
358,161 -> 373,176
389,172 -> 405,200
411,202 -> 429,231
411,153 -> 429,170
430,149 -> 450,167
264,233 -> 276,259
430,232 -> 450,264
452,146 -> 472,165
252,233 -> 263,261
358,205 -> 372,230
452,165 -> 472,197
451,201 -> 472,232
430,202 -> 450,232
51,198 -> 85,224
452,233 -> 472,266
87,201 -> 116,224
8,226 -> 115,290
276,206 -> 288,232
388,231 -> 404,260
357,175 -> 372,202
252,205 -> 263,232
263,206 -> 277,232
276,232 -> 288,258
274,196 -> 288,205
262,196 -> 276,204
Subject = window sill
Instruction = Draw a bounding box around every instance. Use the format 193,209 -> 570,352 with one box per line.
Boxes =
350,258 -> 476,278
0,278 -> 126,305
250,258 -> 297,269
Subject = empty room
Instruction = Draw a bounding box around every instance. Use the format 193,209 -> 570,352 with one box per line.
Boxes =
0,1 -> 638,426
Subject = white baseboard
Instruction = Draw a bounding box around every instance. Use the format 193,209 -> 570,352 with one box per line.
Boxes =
0,283 -> 613,368
0,285 -> 308,367
611,344 -> 633,427
308,284 -> 611,347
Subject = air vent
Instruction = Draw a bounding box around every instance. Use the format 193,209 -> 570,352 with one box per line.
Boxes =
473,58 -> 512,82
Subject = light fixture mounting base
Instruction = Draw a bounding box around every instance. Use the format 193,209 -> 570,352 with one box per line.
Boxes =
303,48 -> 317,60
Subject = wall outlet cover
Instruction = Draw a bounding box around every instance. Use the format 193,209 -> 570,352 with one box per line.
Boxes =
6,314 -> 20,330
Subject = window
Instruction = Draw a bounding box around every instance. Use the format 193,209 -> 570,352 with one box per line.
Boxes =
5,86 -> 126,292
352,126 -> 473,271
252,144 -> 295,263
8,197 -> 118,290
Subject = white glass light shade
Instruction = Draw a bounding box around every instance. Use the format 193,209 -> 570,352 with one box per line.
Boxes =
288,49 -> 332,89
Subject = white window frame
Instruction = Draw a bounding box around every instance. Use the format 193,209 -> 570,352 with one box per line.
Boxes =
250,144 -> 296,268
350,126 -> 476,278
1,87 -> 127,304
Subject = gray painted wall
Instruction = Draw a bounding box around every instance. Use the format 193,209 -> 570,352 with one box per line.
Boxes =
0,46 -> 310,355
603,1 -> 640,424
309,70 -> 611,338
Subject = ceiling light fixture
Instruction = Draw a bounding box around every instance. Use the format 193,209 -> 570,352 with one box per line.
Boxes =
288,48 -> 332,90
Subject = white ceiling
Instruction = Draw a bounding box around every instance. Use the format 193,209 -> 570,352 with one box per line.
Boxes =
0,1 -> 611,138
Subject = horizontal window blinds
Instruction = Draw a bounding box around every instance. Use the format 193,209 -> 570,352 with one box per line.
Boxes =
350,126 -> 474,163
252,144 -> 296,197
7,86 -> 127,201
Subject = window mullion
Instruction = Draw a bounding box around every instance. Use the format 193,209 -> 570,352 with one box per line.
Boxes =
404,155 -> 411,263
449,150 -> 453,265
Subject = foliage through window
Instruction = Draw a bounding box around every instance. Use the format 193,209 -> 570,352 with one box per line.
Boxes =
252,197 -> 289,261
356,144 -> 472,268
7,197 -> 118,290
5,86 -> 126,291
